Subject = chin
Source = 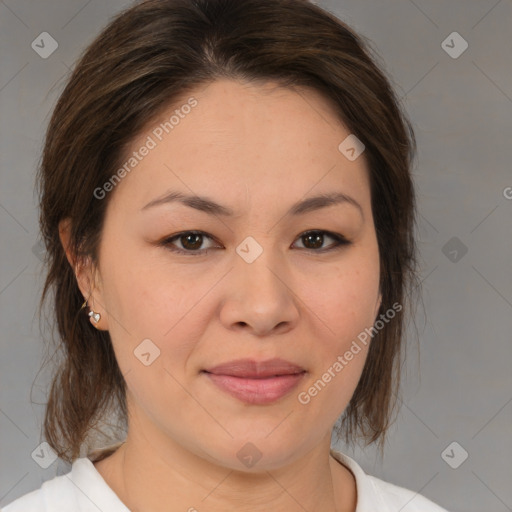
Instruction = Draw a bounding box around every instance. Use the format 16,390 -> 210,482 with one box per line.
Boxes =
193,429 -> 310,472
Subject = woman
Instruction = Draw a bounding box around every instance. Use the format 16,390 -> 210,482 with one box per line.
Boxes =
3,0 -> 450,510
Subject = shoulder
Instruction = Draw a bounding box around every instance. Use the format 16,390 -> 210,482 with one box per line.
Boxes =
2,455 -> 130,512
2,443 -> 128,512
367,473 -> 450,511
2,468 -> 76,512
330,449 -> 451,512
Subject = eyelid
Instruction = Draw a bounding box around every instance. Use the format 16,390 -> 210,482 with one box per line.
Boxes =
158,229 -> 352,256
158,230 -> 221,256
293,230 -> 351,251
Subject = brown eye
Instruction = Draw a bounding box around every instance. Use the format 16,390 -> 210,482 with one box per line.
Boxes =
160,231 -> 219,256
302,231 -> 324,249
179,233 -> 204,250
293,230 -> 351,252
160,229 -> 351,256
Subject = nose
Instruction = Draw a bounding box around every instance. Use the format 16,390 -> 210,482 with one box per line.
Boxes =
219,246 -> 300,337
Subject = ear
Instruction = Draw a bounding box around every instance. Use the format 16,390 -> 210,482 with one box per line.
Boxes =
58,218 -> 109,330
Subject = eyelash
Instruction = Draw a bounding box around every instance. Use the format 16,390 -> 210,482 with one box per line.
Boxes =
158,230 -> 352,256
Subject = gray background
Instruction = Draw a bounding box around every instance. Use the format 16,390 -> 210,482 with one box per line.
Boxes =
1,1 -> 511,511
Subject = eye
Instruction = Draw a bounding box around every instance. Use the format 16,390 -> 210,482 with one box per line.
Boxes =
160,231 -> 219,256
292,230 -> 351,252
159,229 -> 351,256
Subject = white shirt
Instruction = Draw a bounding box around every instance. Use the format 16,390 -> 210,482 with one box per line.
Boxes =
2,448 -> 450,511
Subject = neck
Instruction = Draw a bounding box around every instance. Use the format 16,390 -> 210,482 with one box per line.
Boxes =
94,430 -> 356,512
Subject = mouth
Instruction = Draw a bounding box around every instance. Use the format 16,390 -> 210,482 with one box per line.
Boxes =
201,358 -> 306,405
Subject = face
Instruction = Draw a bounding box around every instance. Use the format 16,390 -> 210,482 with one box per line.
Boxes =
75,79 -> 382,470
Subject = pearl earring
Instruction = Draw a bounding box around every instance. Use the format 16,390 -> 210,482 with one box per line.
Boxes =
82,299 -> 101,325
88,310 -> 101,324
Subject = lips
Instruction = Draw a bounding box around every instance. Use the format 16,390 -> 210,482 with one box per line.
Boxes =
202,358 -> 306,405
203,358 -> 305,378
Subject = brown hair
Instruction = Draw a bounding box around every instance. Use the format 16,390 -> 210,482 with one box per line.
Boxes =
37,0 -> 419,464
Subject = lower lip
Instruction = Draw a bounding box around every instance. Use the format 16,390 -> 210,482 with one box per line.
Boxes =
203,371 -> 306,405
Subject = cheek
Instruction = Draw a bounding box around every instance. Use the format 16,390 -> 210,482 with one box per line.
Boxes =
297,249 -> 380,398
333,276 -> 379,341
295,263 -> 379,423
99,238 -> 181,330
99,244 -> 215,370
307,253 -> 380,349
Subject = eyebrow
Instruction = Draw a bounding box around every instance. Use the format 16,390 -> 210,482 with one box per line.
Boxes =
141,190 -> 364,220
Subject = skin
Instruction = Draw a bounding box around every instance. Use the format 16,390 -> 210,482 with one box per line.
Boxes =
60,79 -> 382,512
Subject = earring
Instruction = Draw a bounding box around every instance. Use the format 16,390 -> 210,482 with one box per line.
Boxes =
88,309 -> 101,324
81,299 -> 101,325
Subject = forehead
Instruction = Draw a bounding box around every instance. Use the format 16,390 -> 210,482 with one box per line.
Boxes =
108,79 -> 371,214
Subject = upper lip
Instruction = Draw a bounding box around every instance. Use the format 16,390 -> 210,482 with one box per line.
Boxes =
203,358 -> 306,378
